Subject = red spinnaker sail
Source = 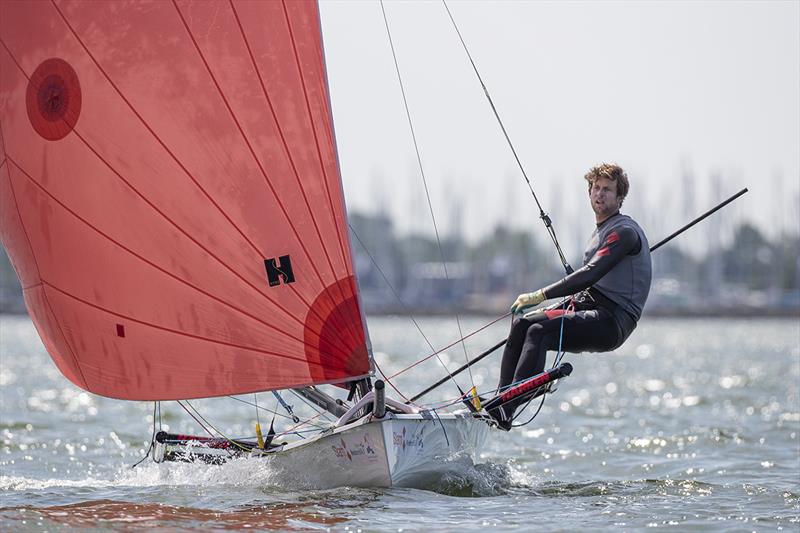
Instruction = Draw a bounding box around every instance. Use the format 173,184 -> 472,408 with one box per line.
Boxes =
0,0 -> 372,400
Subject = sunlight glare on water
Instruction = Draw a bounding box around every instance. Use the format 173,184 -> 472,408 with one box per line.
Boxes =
1,314 -> 799,530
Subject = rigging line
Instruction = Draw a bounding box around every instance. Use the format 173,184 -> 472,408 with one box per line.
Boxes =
422,374 -> 538,411
229,394 -> 330,428
47,5 -> 359,356
372,357 -> 411,403
181,400 -> 250,452
131,401 -> 158,468
176,400 -> 215,438
512,394 -> 546,428
274,410 -> 327,440
0,42 -> 355,361
511,301 -> 569,425
229,0 -> 360,347
388,312 -> 510,380
272,390 -> 300,423
553,302 -> 569,368
288,390 -> 336,422
348,224 -> 437,354
379,0 -> 474,392
427,362 -> 567,410
441,0 -> 572,274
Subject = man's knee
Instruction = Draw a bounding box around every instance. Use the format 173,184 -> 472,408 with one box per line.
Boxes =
524,322 -> 545,343
510,317 -> 532,335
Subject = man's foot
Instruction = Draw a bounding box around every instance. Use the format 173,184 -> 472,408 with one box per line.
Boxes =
487,407 -> 513,431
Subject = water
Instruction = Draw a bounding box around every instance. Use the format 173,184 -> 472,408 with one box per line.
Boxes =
1,314 -> 798,531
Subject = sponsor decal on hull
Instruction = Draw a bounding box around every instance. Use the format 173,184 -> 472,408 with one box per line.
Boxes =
331,433 -> 380,464
392,426 -> 425,452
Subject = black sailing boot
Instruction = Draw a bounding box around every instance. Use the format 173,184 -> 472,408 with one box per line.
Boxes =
487,405 -> 513,431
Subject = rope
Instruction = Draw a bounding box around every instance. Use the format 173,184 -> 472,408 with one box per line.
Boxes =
274,411 -> 327,441
288,390 -> 338,423
373,357 -> 412,403
176,400 -> 215,438
379,0 -> 475,395
131,401 -> 159,468
441,0 -> 572,274
179,400 -> 250,452
387,312 -> 510,380
511,299 -> 571,427
229,394 -> 330,428
348,224 -> 438,354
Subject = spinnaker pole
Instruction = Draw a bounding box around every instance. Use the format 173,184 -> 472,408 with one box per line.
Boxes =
649,188 -> 748,252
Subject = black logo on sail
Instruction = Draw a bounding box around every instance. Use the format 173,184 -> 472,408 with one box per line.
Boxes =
265,255 -> 295,286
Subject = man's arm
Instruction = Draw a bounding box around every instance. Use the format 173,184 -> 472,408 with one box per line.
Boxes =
541,226 -> 641,300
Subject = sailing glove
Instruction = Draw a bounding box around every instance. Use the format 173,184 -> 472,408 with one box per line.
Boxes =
511,289 -> 546,314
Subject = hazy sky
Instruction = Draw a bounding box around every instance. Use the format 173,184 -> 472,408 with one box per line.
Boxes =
318,0 -> 799,250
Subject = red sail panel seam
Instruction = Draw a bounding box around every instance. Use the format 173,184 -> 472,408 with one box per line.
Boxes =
228,0 -> 360,351
316,7 -> 356,277
2,32 -> 353,361
170,0 -> 334,295
47,1 -> 349,352
87,128 -> 359,351
170,0 -> 357,356
281,1 -> 363,349
39,286 -> 91,389
229,0 -> 347,279
0,151 -> 42,285
42,281 -> 322,366
3,157 -> 89,389
281,2 -> 351,291
6,156 -> 334,354
281,1 -> 366,350
47,0 -> 270,265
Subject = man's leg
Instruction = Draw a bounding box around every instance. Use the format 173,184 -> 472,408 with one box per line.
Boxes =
504,308 -> 620,418
497,316 -> 535,392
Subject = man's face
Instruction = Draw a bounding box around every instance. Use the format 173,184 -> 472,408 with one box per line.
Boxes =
589,176 -> 622,220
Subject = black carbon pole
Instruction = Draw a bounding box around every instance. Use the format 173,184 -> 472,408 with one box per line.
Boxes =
408,339 -> 507,403
649,188 -> 748,252
410,188 -> 749,404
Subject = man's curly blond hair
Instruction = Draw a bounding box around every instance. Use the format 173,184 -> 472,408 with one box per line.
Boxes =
584,163 -> 629,206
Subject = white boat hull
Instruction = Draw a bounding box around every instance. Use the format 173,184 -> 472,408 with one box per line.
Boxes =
155,412 -> 490,489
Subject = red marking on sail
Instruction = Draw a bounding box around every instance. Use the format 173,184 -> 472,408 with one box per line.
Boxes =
25,58 -> 82,141
0,0 -> 371,400
304,276 -> 370,385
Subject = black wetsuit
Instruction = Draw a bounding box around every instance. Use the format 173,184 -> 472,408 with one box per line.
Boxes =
497,212 -> 652,417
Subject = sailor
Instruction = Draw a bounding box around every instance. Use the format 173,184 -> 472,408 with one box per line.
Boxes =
491,163 -> 652,430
